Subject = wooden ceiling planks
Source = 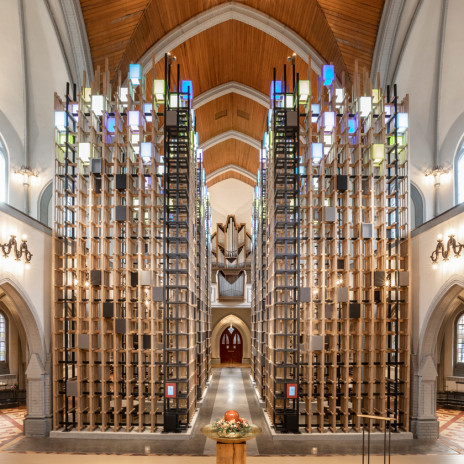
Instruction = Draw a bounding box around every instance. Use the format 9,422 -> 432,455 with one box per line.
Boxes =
207,172 -> 256,188
79,0 -> 386,185
80,0 -> 149,76
195,93 -> 268,144
317,0 -> 385,78
80,0 -> 385,86
202,139 -> 259,177
151,21 -> 310,99
79,0 -> 349,85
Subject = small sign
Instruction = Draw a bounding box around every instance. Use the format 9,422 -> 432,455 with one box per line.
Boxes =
287,383 -> 298,398
165,383 -> 176,398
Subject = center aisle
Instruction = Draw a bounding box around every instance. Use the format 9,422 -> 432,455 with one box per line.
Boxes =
203,368 -> 259,456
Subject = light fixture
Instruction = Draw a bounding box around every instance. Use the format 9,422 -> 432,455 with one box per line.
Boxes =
299,80 -> 310,103
359,97 -> 372,118
128,111 -> 140,131
14,165 -> 39,184
322,65 -> 334,86
78,142 -> 92,162
425,166 -> 448,179
425,166 -> 449,217
55,111 -> 67,132
91,95 -> 105,116
153,79 -> 165,103
311,104 -> 320,123
181,80 -> 193,100
311,143 -> 323,163
0,235 -> 32,263
129,63 -> 142,86
431,234 -> 463,263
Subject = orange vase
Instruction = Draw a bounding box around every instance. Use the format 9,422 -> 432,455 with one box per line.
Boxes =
224,410 -> 240,422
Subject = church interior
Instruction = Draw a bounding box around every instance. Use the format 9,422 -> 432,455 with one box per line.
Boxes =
1,1 -> 464,463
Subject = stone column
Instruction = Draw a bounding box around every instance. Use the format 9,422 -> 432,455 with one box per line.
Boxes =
23,353 -> 52,436
411,355 -> 439,439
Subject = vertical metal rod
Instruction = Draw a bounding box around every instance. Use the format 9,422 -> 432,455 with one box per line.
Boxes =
368,418 -> 371,464
362,418 -> 365,464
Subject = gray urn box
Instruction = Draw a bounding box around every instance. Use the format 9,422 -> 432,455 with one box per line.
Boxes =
374,270 -> 386,287
66,380 -> 78,397
325,304 -> 333,319
337,286 -> 349,302
78,334 -> 89,350
152,286 -> 163,302
323,206 -> 336,223
398,271 -> 409,286
300,287 -> 311,303
337,258 -> 345,270
140,270 -> 151,286
102,302 -> 114,318
286,110 -> 298,127
336,174 -> 348,192
115,205 -> 127,222
115,174 -> 127,191
91,158 -> 102,175
115,318 -> 126,334
94,177 -> 102,193
360,223 -> 373,239
312,335 -> 324,351
90,270 -> 108,286
165,110 -> 177,127
349,303 -> 361,318
130,272 -> 138,287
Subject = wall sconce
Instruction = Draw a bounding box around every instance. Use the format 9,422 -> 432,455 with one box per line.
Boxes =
431,234 -> 463,267
1,235 -> 32,263
13,166 -> 39,216
425,166 -> 449,217
14,165 -> 39,184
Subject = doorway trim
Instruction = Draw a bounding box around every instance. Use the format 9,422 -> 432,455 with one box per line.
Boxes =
212,314 -> 251,364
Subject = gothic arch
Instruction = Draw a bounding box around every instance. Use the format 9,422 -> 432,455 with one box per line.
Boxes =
211,314 -> 251,363
0,277 -> 51,436
412,275 -> 464,438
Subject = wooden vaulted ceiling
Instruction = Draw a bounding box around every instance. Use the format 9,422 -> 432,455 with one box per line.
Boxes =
80,0 -> 385,186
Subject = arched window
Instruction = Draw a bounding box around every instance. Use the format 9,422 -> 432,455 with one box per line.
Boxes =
456,148 -> 464,204
0,138 -> 7,203
0,312 -> 7,364
411,183 -> 425,229
457,313 -> 464,364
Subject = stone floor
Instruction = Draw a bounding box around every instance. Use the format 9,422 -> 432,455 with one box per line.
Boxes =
0,368 -> 463,462
437,408 -> 464,453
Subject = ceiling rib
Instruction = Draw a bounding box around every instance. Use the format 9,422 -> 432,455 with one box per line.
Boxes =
193,81 -> 269,110
206,165 -> 257,183
201,130 -> 261,152
137,3 -> 325,79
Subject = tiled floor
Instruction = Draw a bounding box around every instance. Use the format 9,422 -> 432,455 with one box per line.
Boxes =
437,408 -> 464,453
0,405 -> 26,447
2,377 -> 464,462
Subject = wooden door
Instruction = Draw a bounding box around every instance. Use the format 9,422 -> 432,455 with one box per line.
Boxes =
220,327 -> 243,364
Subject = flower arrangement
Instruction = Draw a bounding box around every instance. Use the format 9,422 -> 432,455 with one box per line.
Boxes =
212,416 -> 251,437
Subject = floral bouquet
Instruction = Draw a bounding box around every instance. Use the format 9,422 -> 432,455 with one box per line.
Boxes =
212,416 -> 251,437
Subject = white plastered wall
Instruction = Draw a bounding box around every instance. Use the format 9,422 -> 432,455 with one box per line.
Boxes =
0,0 -> 70,218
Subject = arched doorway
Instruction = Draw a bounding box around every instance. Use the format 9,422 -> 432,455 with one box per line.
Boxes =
220,326 -> 243,364
0,279 -> 50,436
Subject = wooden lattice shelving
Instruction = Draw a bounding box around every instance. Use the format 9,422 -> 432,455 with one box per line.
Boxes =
53,57 -> 211,434
251,60 -> 410,434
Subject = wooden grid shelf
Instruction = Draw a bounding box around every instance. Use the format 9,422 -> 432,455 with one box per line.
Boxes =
251,61 -> 410,434
53,56 -> 211,434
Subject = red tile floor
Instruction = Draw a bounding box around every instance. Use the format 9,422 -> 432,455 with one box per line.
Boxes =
0,405 -> 26,448
0,405 -> 462,455
437,407 -> 464,454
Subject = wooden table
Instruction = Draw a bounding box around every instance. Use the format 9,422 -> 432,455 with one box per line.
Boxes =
201,424 -> 261,464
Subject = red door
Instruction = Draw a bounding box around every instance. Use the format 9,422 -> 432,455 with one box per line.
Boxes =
220,327 -> 243,364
